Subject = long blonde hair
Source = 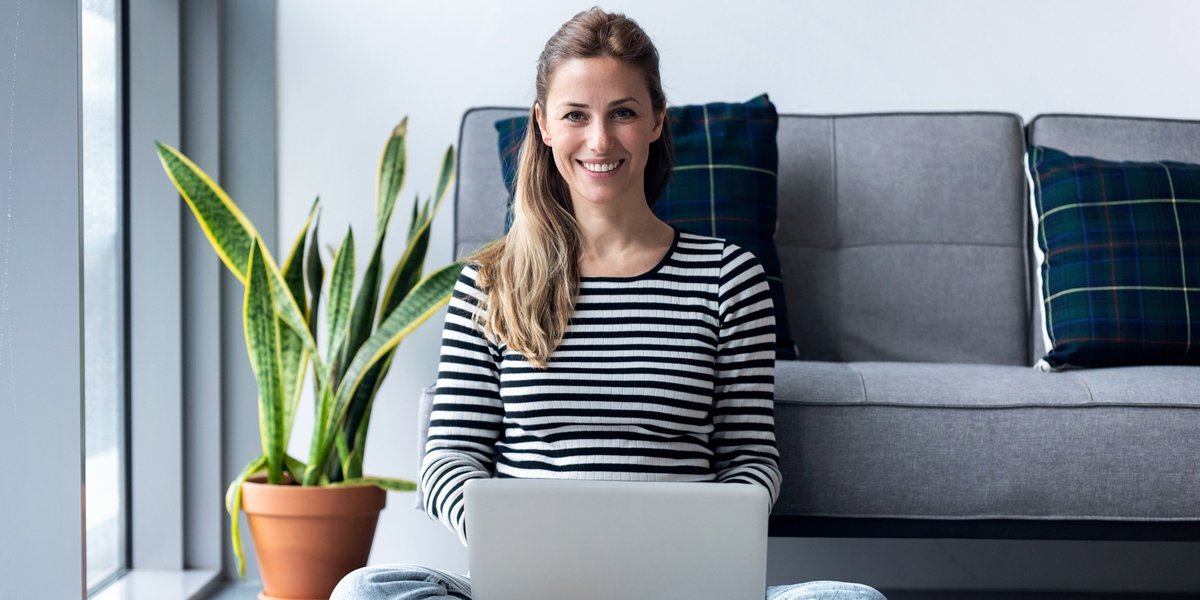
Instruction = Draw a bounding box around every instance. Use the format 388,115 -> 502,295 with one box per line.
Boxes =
469,7 -> 674,368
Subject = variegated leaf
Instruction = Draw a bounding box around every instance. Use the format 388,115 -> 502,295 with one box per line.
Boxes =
376,118 -> 407,235
326,227 -> 356,386
155,141 -> 326,381
308,263 -> 464,480
224,455 -> 267,578
244,240 -> 286,484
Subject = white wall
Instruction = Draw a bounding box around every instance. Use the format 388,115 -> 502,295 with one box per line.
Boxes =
277,0 -> 1200,591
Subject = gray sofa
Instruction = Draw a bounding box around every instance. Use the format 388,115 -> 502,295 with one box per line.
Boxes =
419,109 -> 1200,540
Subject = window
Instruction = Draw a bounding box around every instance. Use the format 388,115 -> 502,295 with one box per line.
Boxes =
82,0 -> 127,593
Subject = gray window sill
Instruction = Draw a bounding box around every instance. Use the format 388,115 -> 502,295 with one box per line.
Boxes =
197,581 -> 264,600
91,569 -> 221,600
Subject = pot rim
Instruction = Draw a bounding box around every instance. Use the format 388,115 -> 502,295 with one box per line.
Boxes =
241,475 -> 388,517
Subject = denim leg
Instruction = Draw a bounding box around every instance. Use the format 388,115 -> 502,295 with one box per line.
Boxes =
330,564 -> 472,600
766,580 -> 887,600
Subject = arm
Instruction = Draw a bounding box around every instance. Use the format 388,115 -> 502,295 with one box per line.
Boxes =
712,245 -> 782,508
420,265 -> 503,546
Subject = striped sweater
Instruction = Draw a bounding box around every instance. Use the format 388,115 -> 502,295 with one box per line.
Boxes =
420,228 -> 782,546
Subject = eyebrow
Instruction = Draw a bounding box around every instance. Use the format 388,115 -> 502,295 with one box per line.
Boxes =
562,97 -> 641,109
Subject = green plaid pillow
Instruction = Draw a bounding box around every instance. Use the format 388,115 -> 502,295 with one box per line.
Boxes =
494,94 -> 797,359
1029,145 -> 1200,368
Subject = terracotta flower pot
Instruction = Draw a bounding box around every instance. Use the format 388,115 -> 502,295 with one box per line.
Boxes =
241,475 -> 387,600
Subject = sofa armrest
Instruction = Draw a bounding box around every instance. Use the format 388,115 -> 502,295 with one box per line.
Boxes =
414,383 -> 437,510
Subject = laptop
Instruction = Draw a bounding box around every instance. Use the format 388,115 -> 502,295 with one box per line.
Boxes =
464,478 -> 769,600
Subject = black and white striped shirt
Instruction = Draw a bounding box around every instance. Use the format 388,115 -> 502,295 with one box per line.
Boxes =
420,229 -> 782,546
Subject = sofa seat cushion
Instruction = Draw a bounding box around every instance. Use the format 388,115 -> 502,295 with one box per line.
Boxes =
773,361 -> 1200,521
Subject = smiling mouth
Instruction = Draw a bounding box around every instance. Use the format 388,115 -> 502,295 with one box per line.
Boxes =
577,159 -> 625,174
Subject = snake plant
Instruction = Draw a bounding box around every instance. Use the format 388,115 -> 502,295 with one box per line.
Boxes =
155,118 -> 464,576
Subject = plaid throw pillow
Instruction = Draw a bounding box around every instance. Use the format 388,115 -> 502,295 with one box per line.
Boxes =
1029,145 -> 1200,368
494,94 -> 798,359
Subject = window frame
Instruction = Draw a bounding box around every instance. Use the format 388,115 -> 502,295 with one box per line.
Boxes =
0,1 -> 88,597
81,0 -> 130,591
118,0 -> 278,595
0,0 -> 276,598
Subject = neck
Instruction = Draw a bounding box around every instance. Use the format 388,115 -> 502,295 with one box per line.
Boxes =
574,203 -> 667,255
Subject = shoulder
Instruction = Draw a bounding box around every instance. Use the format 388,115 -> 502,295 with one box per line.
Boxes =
669,229 -> 765,284
720,243 -> 763,273
701,237 -> 764,281
674,229 -> 724,253
674,230 -> 760,267
451,262 -> 489,305
459,261 -> 482,281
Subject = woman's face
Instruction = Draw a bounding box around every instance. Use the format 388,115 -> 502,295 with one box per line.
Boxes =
534,56 -> 664,211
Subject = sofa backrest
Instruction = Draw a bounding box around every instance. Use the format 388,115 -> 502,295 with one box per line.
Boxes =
455,107 -> 526,259
454,109 -> 1033,365
776,113 -> 1029,364
1025,114 -> 1200,359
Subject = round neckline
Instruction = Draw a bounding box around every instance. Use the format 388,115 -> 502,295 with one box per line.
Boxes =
579,226 -> 680,282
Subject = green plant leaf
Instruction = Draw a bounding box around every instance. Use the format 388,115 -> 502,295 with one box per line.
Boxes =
345,351 -> 395,479
339,240 -> 384,387
283,454 -> 308,483
154,141 -> 256,283
326,227 -> 356,386
406,193 -> 420,242
350,190 -> 440,475
277,318 -> 308,449
304,381 -> 334,486
336,430 -> 353,483
155,141 -> 327,383
244,239 -> 286,484
354,262 -> 464,388
224,455 -> 267,578
306,215 -> 325,359
283,198 -> 318,323
278,198 -> 319,443
306,263 -> 464,477
381,205 -> 432,325
342,354 -> 388,479
332,476 -> 418,492
432,145 -> 456,210
376,118 -> 407,235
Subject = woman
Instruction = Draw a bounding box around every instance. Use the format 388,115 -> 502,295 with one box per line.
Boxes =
333,8 -> 886,600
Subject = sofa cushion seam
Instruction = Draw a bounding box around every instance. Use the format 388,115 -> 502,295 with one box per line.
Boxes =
831,117 -> 844,360
844,364 -> 868,403
777,240 -> 1024,248
774,511 -> 1200,521
774,401 -> 1200,409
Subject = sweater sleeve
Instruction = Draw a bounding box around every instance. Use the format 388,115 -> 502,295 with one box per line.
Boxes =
419,265 -> 503,546
712,244 -> 783,508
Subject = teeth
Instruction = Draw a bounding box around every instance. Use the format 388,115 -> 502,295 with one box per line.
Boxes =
581,160 -> 620,173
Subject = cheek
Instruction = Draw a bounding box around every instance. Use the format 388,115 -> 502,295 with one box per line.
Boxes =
551,145 -> 571,164
550,146 -> 574,177
627,132 -> 653,161
547,132 -> 577,164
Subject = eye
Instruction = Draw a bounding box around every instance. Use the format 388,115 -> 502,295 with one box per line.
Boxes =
563,111 -> 586,122
613,107 -> 637,119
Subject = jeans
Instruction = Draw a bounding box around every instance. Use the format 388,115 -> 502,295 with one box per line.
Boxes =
330,564 -> 887,600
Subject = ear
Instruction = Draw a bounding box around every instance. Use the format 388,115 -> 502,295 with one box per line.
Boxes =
649,107 -> 665,143
534,103 -> 552,146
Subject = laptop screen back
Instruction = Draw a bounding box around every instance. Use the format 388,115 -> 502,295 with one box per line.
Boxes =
465,479 -> 769,600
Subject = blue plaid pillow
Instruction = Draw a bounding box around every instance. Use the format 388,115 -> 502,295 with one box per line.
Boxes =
1029,145 -> 1200,368
495,94 -> 797,359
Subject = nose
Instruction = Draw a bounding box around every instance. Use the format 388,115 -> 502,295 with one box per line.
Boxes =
587,120 -> 613,153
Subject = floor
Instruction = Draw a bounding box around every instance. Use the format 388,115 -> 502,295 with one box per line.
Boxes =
205,582 -> 1200,599
884,594 -> 1198,599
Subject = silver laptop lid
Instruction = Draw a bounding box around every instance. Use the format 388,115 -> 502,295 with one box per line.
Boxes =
465,479 -> 769,600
